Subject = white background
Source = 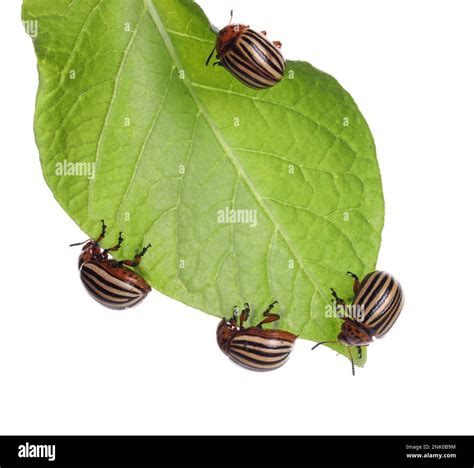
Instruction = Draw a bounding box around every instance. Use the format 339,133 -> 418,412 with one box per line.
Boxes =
1,0 -> 473,435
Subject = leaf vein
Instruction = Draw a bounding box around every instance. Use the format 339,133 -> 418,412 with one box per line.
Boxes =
88,7 -> 147,214
144,0 -> 331,307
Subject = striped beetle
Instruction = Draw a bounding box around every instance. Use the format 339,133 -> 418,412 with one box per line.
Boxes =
206,11 -> 286,89
313,271 -> 405,375
70,220 -> 151,310
217,301 -> 297,371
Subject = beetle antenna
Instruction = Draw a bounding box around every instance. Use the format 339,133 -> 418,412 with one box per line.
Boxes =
69,240 -> 88,247
205,46 -> 216,66
348,347 -> 355,376
229,9 -> 234,24
311,340 -> 337,350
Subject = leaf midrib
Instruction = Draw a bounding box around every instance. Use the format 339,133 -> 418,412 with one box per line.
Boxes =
143,0 -> 328,323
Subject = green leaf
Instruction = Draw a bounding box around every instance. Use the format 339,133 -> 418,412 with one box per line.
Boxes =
22,0 -> 384,367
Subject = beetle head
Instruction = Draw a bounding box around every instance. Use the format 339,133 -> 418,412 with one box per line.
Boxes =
216,307 -> 240,353
80,239 -> 99,252
338,318 -> 373,347
75,240 -> 104,269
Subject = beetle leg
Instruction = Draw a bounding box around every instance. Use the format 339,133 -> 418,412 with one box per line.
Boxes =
96,219 -> 107,243
331,288 -> 350,318
103,232 -> 123,255
229,306 -> 239,327
256,301 -> 280,328
205,46 -> 216,66
70,219 -> 107,247
356,345 -> 363,359
347,271 -> 361,294
330,288 -> 347,307
272,40 -> 282,49
240,303 -> 250,327
120,244 -> 152,268
213,61 -> 222,67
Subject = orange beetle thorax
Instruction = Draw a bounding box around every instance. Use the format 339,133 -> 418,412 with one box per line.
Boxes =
338,318 -> 373,347
216,319 -> 239,353
78,241 -> 104,269
216,24 -> 249,56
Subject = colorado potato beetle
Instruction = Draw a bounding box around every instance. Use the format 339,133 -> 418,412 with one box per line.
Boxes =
70,220 -> 152,309
206,11 -> 286,89
313,271 -> 405,375
217,301 -> 297,371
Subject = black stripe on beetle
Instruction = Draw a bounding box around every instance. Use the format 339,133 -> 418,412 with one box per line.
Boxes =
206,12 -> 286,89
216,301 -> 297,371
312,270 -> 405,375
242,30 -> 285,72
70,220 -> 152,310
